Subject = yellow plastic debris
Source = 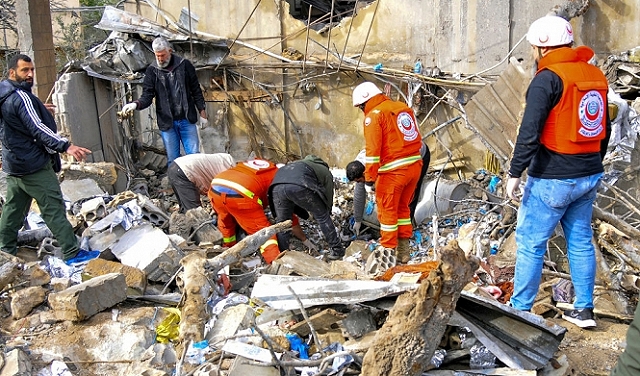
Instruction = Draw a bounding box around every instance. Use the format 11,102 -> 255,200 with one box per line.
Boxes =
156,307 -> 181,343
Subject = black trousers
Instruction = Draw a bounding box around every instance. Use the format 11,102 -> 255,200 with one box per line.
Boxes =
271,184 -> 343,252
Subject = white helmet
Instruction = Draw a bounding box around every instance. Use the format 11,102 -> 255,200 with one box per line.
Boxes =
526,16 -> 574,47
352,82 -> 382,107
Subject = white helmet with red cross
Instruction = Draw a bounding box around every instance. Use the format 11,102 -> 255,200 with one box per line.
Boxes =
527,16 -> 574,47
352,82 -> 382,107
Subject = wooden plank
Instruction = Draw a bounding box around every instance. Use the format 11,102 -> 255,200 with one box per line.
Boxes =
289,308 -> 347,337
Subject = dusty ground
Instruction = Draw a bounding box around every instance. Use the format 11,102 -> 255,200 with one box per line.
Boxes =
550,316 -> 629,376
1,301 -> 631,375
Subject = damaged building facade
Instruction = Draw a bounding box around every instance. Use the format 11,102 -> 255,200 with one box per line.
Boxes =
2,0 -> 640,375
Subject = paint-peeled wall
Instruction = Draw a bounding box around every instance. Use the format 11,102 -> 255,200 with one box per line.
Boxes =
128,0 -> 640,171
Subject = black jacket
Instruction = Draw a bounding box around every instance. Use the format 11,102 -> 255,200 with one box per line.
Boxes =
268,155 -> 334,219
0,79 -> 69,176
134,55 -> 206,131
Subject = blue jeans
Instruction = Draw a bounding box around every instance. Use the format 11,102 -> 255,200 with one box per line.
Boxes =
160,119 -> 200,165
510,173 -> 602,311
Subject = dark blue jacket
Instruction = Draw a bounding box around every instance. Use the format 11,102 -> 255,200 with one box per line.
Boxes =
134,55 -> 205,131
0,79 -> 69,176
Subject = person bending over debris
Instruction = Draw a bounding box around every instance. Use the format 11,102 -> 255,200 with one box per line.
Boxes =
352,81 -> 423,262
0,54 -> 92,262
168,153 -> 235,212
268,155 -> 346,260
505,16 -> 611,328
209,159 -> 311,264
346,141 -> 430,262
121,37 -> 208,166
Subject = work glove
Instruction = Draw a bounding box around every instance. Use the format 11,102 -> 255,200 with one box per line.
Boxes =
302,239 -> 318,251
198,116 -> 208,128
122,102 -> 137,114
364,182 -> 375,195
352,221 -> 362,236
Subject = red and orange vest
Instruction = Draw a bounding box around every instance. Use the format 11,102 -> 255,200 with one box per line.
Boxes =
537,46 -> 608,154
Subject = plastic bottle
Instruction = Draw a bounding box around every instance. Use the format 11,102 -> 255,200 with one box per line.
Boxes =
413,59 -> 422,74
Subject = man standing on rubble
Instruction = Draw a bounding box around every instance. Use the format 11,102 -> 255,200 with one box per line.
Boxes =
0,54 -> 92,262
506,16 -> 610,328
345,140 -> 430,262
121,37 -> 208,166
210,159 -> 315,264
268,155 -> 346,260
351,81 -> 423,262
168,153 -> 236,212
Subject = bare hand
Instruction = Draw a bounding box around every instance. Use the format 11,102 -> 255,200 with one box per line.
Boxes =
506,177 -> 521,201
66,144 -> 92,162
44,103 -> 56,116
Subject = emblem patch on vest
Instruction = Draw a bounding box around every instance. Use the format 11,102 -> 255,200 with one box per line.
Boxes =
578,90 -> 604,138
397,112 -> 419,141
364,117 -> 372,126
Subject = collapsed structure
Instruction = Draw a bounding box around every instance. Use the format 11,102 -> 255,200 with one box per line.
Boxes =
2,0 -> 640,375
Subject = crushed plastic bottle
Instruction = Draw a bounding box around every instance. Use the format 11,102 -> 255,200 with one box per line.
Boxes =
469,344 -> 497,369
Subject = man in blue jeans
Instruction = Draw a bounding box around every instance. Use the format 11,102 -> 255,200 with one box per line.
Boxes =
122,37 -> 208,165
506,16 -> 610,328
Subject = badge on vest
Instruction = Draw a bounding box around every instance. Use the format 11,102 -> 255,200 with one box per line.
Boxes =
578,90 -> 605,138
397,111 -> 419,141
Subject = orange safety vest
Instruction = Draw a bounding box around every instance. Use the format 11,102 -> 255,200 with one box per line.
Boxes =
363,94 -> 423,181
210,159 -> 277,206
538,46 -> 608,154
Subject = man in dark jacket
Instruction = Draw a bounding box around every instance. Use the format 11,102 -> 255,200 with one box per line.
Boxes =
268,155 -> 345,260
0,54 -> 92,261
122,37 -> 208,165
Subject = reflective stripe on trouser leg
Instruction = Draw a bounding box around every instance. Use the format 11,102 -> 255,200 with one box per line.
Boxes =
210,191 -> 238,247
376,161 -> 422,249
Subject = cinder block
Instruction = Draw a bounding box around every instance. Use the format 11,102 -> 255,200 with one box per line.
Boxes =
84,258 -> 146,295
48,273 -> 127,321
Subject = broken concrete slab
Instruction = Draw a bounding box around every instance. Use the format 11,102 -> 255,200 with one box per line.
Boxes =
228,356 -> 280,376
341,307 -> 377,339
60,178 -> 106,204
251,275 -> 416,310
48,273 -> 127,321
206,304 -> 255,349
108,224 -> 184,282
10,286 -> 46,320
0,348 -> 32,376
83,258 -> 147,295
269,250 -> 331,276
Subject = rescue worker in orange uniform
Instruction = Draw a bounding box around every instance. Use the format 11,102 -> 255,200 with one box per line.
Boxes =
208,159 -> 313,264
352,82 -> 423,261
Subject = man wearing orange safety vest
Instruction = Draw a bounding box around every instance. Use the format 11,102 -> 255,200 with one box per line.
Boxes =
208,159 -> 312,264
505,16 -> 611,329
352,82 -> 423,261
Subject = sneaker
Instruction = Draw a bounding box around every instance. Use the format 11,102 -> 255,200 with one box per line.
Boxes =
64,249 -> 100,265
562,308 -> 596,328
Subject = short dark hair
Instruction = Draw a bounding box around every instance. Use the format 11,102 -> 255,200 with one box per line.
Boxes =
8,54 -> 32,70
346,160 -> 365,181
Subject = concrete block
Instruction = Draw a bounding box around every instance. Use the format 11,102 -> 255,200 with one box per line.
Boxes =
50,277 -> 73,292
10,286 -> 46,320
48,273 -> 127,321
341,307 -> 376,339
206,304 -> 255,348
0,348 -> 32,376
60,178 -> 106,204
84,258 -> 147,295
269,250 -> 331,277
109,224 -> 184,283
365,246 -> 396,275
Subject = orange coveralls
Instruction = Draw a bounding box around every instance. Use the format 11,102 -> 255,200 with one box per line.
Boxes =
208,159 -> 281,263
363,94 -> 423,249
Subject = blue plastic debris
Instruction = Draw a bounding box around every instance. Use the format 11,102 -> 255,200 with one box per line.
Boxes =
373,63 -> 383,72
286,333 -> 309,359
488,176 -> 501,193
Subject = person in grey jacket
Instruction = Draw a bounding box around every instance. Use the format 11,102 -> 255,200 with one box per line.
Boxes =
268,155 -> 345,260
0,54 -> 91,261
122,37 -> 208,165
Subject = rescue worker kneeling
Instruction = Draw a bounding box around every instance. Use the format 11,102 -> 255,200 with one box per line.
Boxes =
208,159 -> 310,264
